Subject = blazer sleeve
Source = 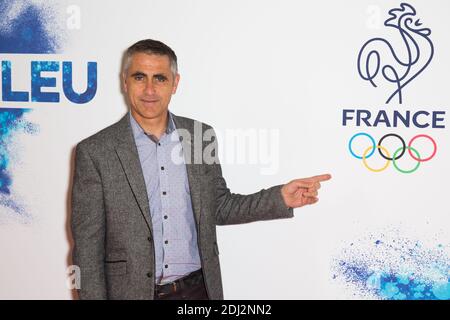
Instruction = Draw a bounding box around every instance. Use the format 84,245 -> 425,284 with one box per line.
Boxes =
71,142 -> 107,299
207,128 -> 294,225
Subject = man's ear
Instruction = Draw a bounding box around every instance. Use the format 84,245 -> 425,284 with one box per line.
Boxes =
122,73 -> 128,93
172,73 -> 180,94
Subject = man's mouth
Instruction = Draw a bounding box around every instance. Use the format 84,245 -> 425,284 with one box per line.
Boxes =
141,99 -> 159,104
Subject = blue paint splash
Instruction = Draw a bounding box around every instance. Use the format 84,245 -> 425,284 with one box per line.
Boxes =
333,233 -> 450,300
0,108 -> 39,218
0,0 -> 64,53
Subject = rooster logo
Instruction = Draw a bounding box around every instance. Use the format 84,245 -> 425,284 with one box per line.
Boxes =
357,3 -> 434,104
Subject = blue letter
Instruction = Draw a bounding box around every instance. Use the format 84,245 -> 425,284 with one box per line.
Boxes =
63,62 -> 97,104
373,110 -> 391,127
2,61 -> 29,102
432,111 -> 445,129
412,111 -> 430,128
31,61 -> 60,102
393,110 -> 410,128
342,109 -> 354,126
356,109 -> 372,127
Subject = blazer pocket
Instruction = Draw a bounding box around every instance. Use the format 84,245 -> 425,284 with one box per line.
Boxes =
105,260 -> 127,276
105,251 -> 127,275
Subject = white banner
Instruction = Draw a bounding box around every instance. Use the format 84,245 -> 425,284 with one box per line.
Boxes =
0,0 -> 448,300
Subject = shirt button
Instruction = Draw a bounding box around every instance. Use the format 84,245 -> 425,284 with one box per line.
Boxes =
158,142 -> 161,146
165,240 -> 168,244
161,166 -> 165,170
164,215 -> 168,220
147,272 -> 152,278
162,191 -> 167,195
165,265 -> 168,269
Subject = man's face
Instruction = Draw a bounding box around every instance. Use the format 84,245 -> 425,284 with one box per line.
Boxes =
123,52 -> 179,122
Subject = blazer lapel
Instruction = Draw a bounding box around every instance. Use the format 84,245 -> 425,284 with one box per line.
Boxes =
172,114 -> 203,227
113,113 -> 153,234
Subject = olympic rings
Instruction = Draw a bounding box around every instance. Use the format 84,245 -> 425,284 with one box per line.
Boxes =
393,146 -> 421,174
363,145 -> 391,172
348,132 -> 437,173
378,133 -> 405,161
408,134 -> 437,162
349,133 -> 376,159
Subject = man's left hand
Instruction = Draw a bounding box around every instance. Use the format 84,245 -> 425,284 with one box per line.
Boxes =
281,174 -> 332,209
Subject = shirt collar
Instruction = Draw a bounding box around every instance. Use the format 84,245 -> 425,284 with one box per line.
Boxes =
130,110 -> 176,140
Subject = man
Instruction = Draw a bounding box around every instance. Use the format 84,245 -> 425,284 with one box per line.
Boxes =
71,39 -> 331,300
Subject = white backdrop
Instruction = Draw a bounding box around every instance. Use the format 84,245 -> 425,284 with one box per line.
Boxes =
0,0 -> 449,299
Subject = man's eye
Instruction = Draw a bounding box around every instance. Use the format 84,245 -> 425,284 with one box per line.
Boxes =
155,75 -> 167,82
134,75 -> 144,81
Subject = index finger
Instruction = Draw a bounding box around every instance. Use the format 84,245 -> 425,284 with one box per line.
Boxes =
307,174 -> 332,182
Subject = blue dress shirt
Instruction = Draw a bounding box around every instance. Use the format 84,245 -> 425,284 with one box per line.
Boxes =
130,111 -> 201,284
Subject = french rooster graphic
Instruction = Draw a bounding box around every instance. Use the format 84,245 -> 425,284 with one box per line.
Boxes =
358,3 -> 434,104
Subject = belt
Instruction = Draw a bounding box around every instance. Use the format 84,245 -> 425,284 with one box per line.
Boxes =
155,269 -> 204,297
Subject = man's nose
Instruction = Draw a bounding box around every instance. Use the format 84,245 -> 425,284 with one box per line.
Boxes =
144,81 -> 156,95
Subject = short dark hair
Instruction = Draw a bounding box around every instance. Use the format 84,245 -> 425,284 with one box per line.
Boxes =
122,39 -> 178,76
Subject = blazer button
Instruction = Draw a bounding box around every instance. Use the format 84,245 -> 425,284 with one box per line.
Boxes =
147,236 -> 152,242
147,272 -> 152,278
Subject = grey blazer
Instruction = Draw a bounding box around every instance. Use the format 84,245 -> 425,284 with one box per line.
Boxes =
71,113 -> 293,300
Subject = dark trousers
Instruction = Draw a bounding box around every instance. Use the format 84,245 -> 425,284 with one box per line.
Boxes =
154,269 -> 209,300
